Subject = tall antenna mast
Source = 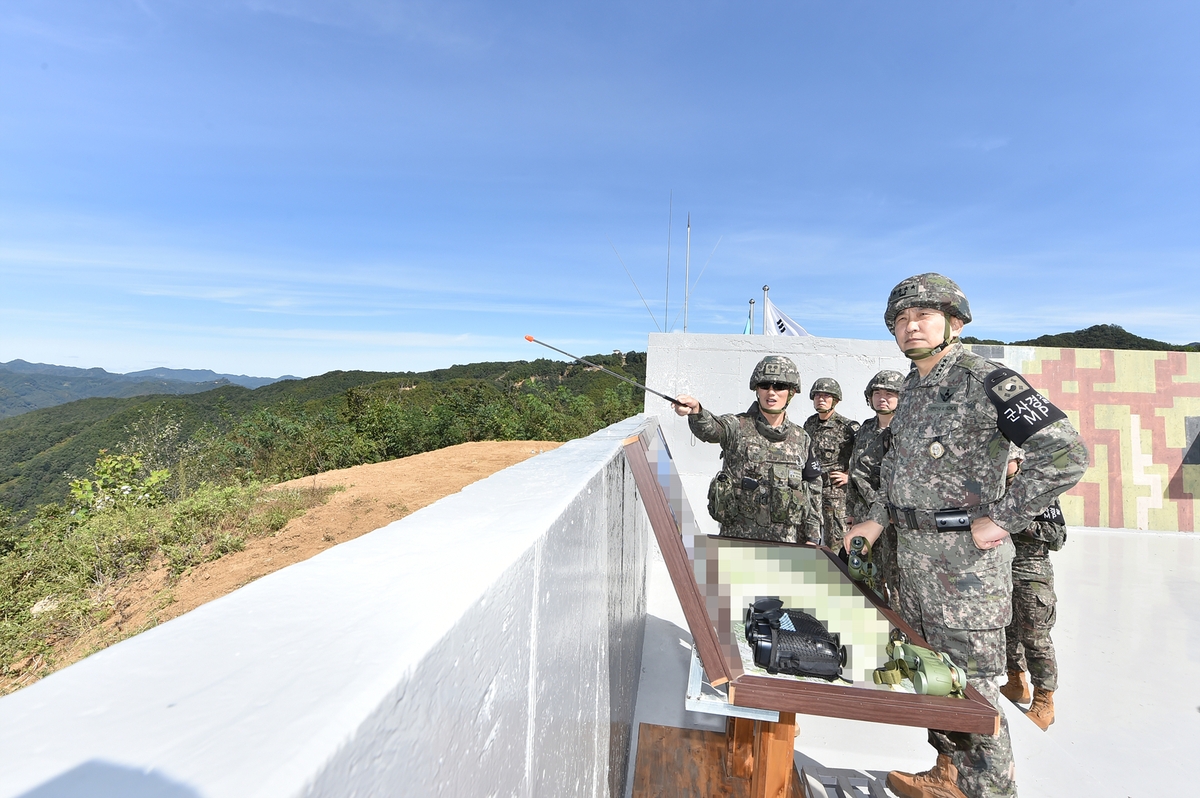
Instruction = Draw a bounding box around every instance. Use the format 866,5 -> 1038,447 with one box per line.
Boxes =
665,191 -> 673,332
684,213 -> 691,332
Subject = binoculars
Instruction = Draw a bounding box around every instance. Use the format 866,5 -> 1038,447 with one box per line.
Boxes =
886,639 -> 967,698
847,535 -> 877,585
744,598 -> 846,681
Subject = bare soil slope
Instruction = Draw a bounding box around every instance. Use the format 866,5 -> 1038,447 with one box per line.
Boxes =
5,440 -> 559,693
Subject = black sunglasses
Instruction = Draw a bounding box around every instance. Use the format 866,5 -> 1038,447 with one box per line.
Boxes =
756,382 -> 792,392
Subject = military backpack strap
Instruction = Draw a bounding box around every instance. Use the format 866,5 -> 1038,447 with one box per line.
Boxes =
983,368 -> 1068,446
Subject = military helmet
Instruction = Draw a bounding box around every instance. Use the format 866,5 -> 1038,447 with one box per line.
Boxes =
884,273 -> 972,334
808,376 -> 842,401
749,356 -> 801,391
863,369 -> 905,404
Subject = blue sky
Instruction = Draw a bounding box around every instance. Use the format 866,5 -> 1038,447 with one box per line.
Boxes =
1,1 -> 1196,377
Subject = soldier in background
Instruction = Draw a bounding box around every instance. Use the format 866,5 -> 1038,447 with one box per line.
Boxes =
804,377 -> 860,552
846,369 -> 905,606
846,273 -> 1087,798
674,356 -> 822,544
999,449 -> 1065,731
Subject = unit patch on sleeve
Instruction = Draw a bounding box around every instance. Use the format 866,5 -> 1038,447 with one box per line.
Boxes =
983,368 -> 1067,445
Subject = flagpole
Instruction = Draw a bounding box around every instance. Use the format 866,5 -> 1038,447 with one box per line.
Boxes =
749,299 -> 755,334
684,213 -> 691,333
762,285 -> 769,334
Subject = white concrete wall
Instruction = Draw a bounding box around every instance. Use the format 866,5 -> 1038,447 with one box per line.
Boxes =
644,333 -> 910,537
0,417 -> 652,798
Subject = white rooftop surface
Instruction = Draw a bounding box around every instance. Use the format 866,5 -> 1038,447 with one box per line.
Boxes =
627,527 -> 1200,798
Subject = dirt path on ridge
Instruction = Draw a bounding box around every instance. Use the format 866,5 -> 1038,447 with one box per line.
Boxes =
4,441 -> 559,695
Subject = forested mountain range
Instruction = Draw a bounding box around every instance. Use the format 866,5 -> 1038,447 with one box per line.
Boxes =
963,324 -> 1198,352
0,360 -> 296,419
0,353 -> 647,516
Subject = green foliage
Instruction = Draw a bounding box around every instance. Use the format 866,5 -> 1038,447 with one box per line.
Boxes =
0,353 -> 648,518
68,451 -> 170,517
966,325 -> 1197,352
0,450 -> 334,675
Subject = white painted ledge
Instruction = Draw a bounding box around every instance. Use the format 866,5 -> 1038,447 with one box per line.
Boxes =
0,416 -> 653,798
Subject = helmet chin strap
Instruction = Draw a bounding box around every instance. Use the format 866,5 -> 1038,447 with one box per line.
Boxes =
876,407 -> 895,416
905,311 -> 956,361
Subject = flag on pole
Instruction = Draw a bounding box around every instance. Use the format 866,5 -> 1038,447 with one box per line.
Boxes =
764,297 -> 809,336
743,310 -> 753,334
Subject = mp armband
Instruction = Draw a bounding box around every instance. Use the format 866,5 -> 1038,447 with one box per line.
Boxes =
802,455 -> 823,482
1035,502 -> 1064,525
984,368 -> 1067,446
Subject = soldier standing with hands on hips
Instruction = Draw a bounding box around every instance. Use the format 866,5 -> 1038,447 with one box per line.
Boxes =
845,274 -> 1087,798
674,356 -> 822,544
804,378 -> 860,552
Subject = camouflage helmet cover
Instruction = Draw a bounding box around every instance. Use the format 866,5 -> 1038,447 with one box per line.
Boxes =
749,356 -> 801,391
863,369 -> 906,404
808,376 -> 842,401
884,273 -> 973,333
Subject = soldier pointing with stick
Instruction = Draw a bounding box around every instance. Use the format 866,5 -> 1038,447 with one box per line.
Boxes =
673,356 -> 823,544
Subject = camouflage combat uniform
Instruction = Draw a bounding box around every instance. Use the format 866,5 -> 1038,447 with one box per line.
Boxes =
868,343 -> 1088,798
804,411 -> 859,551
1005,501 -> 1065,692
690,403 -> 822,544
847,416 -> 899,605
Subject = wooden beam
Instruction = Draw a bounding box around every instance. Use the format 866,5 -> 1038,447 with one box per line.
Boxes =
624,432 -> 733,686
750,712 -> 797,798
726,717 -> 756,780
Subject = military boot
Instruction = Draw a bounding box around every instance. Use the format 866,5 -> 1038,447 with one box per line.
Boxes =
1000,669 -> 1030,704
886,754 -> 968,798
1027,687 -> 1055,731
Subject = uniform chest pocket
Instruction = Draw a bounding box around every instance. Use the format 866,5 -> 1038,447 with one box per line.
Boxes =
743,443 -> 767,476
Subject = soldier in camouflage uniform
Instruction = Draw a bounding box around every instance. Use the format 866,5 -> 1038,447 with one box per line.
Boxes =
846,274 -> 1088,798
674,356 -> 822,544
999,450 -> 1065,732
804,378 -> 860,552
846,369 -> 906,606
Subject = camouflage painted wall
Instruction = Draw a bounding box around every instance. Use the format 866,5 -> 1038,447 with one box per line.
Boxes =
970,345 -> 1200,532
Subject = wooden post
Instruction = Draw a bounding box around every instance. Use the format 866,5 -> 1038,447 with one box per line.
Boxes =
750,712 -> 797,798
726,717 -> 756,780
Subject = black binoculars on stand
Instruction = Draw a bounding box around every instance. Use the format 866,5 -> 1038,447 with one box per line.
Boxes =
744,598 -> 847,681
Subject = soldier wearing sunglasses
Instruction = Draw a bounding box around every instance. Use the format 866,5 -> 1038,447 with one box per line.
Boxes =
674,356 -> 822,544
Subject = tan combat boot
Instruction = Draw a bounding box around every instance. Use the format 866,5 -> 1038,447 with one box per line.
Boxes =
886,754 -> 968,798
1000,669 -> 1031,704
1027,687 -> 1055,731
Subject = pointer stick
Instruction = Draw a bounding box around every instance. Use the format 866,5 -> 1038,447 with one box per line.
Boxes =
524,336 -> 687,408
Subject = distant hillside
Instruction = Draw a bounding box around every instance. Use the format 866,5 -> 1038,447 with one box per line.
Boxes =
0,360 -> 294,419
964,325 -> 1198,352
123,367 -> 297,389
0,353 -> 646,516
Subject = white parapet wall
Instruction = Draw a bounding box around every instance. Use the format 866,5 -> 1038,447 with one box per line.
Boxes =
644,333 -> 911,538
0,416 -> 653,798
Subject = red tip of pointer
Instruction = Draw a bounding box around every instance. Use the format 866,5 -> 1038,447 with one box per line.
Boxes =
524,335 -> 535,342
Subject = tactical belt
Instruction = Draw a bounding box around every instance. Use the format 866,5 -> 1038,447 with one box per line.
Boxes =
887,503 -> 992,533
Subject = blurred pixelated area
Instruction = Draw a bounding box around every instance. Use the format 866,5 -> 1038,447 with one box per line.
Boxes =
646,428 -> 895,688
717,545 -> 893,686
973,345 -> 1200,531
